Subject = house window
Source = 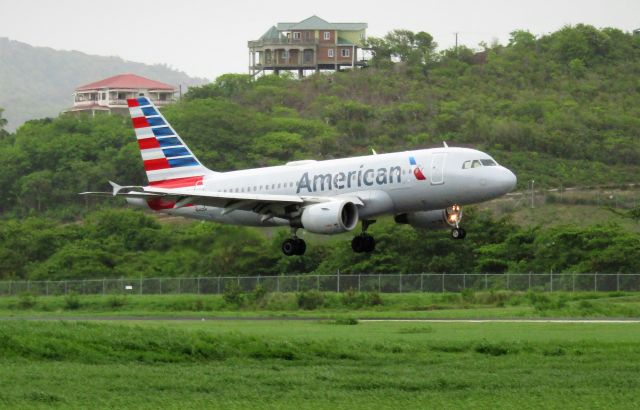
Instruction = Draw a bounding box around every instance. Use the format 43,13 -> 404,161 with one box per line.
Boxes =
341,48 -> 350,58
293,32 -> 301,39
323,31 -> 331,40
282,50 -> 289,59
328,48 -> 334,58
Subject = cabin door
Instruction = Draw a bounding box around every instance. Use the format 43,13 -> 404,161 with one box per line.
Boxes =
430,153 -> 446,185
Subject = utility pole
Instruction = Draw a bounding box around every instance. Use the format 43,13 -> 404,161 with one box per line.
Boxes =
454,32 -> 459,52
530,180 -> 535,208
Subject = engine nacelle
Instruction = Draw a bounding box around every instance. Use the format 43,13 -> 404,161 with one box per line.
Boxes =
394,205 -> 463,230
300,200 -> 359,234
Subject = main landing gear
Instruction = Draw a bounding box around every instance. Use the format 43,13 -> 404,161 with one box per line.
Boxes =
352,220 -> 376,253
282,228 -> 306,256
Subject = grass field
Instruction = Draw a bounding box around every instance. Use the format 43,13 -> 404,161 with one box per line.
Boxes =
2,291 -> 640,319
1,318 -> 640,409
2,292 -> 640,408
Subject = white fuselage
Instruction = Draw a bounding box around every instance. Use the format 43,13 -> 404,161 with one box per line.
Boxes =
133,147 -> 516,228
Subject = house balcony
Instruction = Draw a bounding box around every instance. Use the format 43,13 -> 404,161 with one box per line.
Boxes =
248,38 -> 321,48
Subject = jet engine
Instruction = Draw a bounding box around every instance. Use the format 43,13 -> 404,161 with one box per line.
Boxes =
394,205 -> 463,230
300,200 -> 359,234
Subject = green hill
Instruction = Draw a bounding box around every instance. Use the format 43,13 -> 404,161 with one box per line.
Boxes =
0,24 -> 639,279
0,37 -> 208,130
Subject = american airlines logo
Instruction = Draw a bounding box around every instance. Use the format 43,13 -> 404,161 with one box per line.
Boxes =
297,157 -> 427,193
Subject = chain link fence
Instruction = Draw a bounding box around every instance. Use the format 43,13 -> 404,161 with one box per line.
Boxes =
0,273 -> 639,296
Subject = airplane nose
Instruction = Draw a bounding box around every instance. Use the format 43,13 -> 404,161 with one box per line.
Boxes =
500,168 -> 517,193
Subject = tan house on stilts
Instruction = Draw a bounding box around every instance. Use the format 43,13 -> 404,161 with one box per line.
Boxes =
248,15 -> 368,77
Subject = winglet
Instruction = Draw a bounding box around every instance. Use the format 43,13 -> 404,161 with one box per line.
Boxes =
443,141 -> 449,148
371,148 -> 378,155
109,181 -> 122,196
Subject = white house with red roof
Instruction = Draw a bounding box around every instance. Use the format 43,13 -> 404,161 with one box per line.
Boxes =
67,73 -> 177,116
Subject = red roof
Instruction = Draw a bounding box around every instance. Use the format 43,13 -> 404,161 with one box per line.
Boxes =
76,74 -> 175,91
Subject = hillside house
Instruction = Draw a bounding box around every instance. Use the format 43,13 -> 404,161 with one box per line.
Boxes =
248,15 -> 367,76
67,74 -> 176,116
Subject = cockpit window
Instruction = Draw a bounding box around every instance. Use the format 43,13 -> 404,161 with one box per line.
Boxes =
462,159 -> 497,169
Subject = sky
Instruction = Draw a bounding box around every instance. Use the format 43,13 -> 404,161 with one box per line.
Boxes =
1,0 -> 639,80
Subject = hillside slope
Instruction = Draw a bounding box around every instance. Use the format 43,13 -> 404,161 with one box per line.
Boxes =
0,37 -> 208,130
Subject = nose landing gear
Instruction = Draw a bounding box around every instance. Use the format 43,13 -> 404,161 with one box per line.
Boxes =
451,227 -> 466,240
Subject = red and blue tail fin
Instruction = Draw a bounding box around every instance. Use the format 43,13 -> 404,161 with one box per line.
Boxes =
127,97 -> 214,188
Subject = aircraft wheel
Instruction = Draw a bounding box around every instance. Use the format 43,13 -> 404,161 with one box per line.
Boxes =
451,228 -> 466,240
351,235 -> 365,253
363,235 -> 376,252
352,234 -> 375,253
282,239 -> 297,256
293,238 -> 306,255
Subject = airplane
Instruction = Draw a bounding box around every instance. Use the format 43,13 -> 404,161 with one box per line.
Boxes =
82,97 -> 517,256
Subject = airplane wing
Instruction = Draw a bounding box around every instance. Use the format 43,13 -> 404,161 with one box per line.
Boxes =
81,183 -> 364,219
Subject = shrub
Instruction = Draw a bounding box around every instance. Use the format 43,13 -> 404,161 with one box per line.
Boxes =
64,292 -> 81,310
252,283 -> 268,303
461,288 -> 476,303
223,281 -> 244,307
17,292 -> 37,309
365,291 -> 383,306
333,318 -> 359,325
106,295 -> 127,309
342,288 -> 364,308
297,290 -> 324,310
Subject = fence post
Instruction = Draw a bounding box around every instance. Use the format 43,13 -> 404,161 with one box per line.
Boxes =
506,274 -> 509,290
197,277 -> 200,295
441,273 -> 445,293
378,274 -> 381,292
550,271 -> 553,292
420,274 -> 424,292
617,273 -> 620,292
337,272 -> 340,293
217,277 -> 221,294
463,274 -> 466,290
46,281 -> 49,296
8,281 -> 11,296
317,275 -> 320,291
358,274 -> 361,292
159,278 -> 163,295
297,275 -> 300,292
65,281 -> 68,295
485,273 -> 488,290
277,276 -> 280,292
528,272 -> 532,291
572,274 -> 576,293
399,275 -> 402,293
102,279 -> 105,296
140,277 -> 143,295
594,273 -> 597,292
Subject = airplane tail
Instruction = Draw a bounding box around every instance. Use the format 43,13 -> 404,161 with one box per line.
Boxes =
127,97 -> 214,188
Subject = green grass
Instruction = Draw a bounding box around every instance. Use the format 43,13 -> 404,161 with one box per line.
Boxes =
2,291 -> 640,319
1,319 -> 640,409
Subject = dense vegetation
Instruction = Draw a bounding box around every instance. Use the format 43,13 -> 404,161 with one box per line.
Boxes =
0,25 -> 639,279
0,208 -> 638,280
